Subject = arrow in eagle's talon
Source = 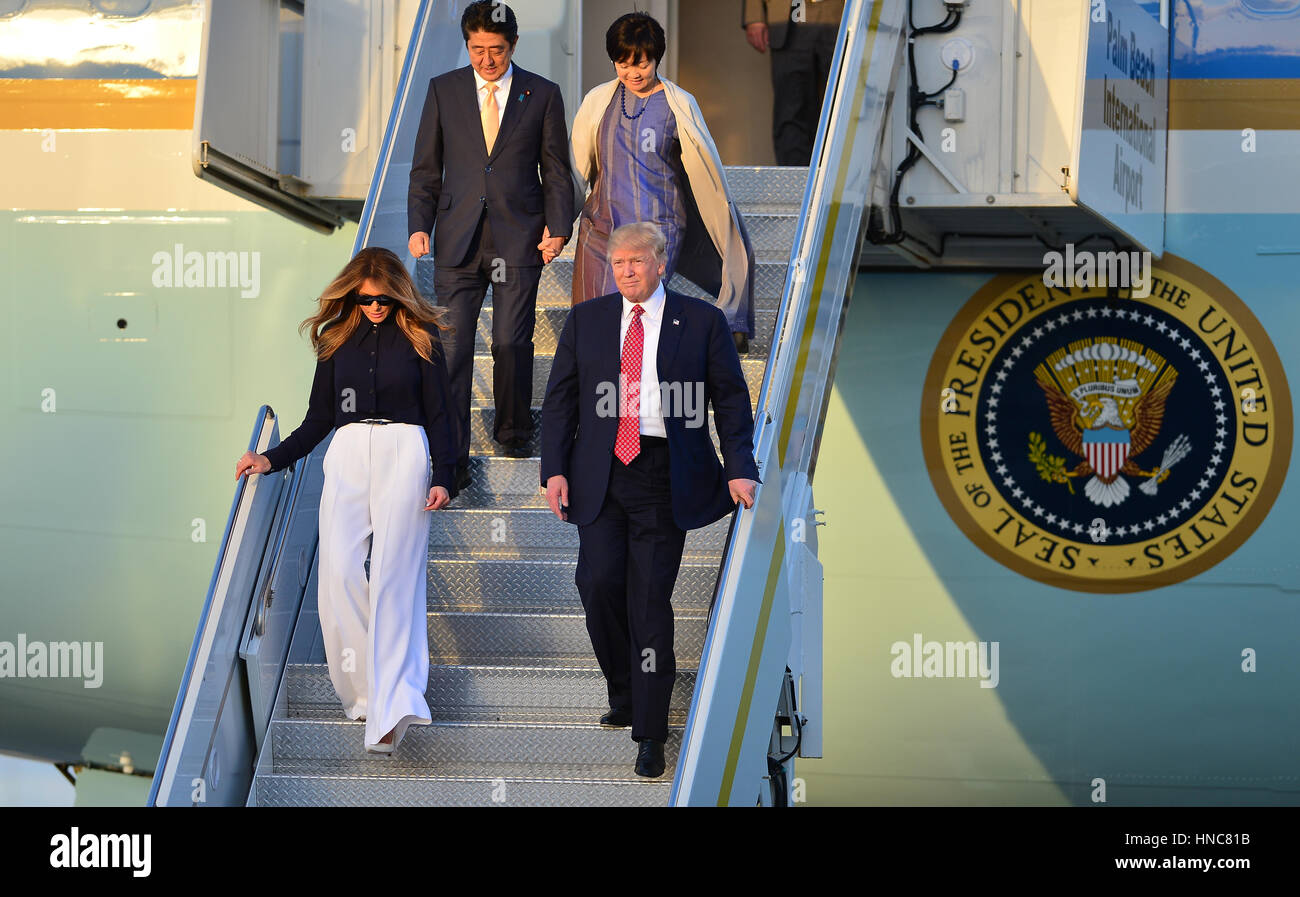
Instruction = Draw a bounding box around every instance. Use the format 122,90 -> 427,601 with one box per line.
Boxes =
1138,434 -> 1192,496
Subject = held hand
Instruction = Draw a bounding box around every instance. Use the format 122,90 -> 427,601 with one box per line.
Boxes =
409,231 -> 430,259
425,485 -> 450,511
544,474 -> 569,521
745,23 -> 770,53
236,451 -> 271,480
729,478 -> 758,510
538,226 -> 565,264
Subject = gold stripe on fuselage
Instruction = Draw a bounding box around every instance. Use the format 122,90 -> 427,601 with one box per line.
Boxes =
1169,78 -> 1300,130
0,79 -> 196,130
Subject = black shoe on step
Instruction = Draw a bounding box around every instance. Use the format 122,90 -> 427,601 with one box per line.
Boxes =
501,437 -> 531,458
599,708 -> 632,728
634,739 -> 666,778
733,332 -> 750,355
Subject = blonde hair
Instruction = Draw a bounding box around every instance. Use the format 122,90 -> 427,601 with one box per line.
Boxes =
298,247 -> 451,363
608,222 -> 667,261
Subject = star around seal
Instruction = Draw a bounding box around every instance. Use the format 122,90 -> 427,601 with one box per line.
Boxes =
922,256 -> 1291,593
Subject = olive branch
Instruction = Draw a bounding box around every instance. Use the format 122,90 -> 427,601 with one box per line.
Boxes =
1028,431 -> 1074,494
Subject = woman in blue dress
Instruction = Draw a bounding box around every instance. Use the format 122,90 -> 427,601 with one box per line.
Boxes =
571,13 -> 755,351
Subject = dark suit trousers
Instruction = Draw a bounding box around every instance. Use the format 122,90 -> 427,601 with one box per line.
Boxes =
433,211 -> 543,463
770,22 -> 839,166
574,437 -> 686,744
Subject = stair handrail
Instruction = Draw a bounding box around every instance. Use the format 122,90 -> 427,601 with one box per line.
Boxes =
148,405 -> 281,805
354,0 -> 464,258
671,0 -> 907,805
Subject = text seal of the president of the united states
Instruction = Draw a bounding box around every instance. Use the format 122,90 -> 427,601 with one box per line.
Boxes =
921,255 -> 1291,593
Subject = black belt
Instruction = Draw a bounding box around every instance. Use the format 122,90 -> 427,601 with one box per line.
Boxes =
638,435 -> 668,446
358,418 -> 397,425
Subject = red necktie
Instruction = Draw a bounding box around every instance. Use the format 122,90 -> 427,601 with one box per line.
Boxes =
614,304 -> 645,465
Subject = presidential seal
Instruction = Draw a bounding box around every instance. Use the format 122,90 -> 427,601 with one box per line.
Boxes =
921,255 -> 1291,593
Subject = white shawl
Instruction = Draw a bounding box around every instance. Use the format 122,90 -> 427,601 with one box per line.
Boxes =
570,77 -> 753,323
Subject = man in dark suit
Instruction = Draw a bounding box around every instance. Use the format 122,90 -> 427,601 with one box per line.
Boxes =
742,0 -> 846,165
408,1 -> 575,488
540,222 -> 760,778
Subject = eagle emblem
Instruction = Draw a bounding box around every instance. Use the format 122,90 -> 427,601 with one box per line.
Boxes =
1032,339 -> 1190,507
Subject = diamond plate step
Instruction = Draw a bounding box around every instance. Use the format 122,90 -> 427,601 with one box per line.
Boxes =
490,212 -> 792,254
462,352 -> 766,405
428,610 -> 707,666
723,165 -> 809,204
253,770 -> 671,806
425,557 -> 720,610
532,260 -> 792,309
468,305 -> 779,355
452,456 -> 755,513
283,663 -> 696,723
466,407 -> 729,456
419,258 -> 793,309
429,507 -> 731,554
739,213 -> 796,252
454,457 -> 550,507
265,719 -> 682,772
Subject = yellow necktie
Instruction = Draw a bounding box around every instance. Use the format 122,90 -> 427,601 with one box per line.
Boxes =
482,82 -> 499,152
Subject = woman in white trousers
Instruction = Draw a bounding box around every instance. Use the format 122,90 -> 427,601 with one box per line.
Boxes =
236,247 -> 460,754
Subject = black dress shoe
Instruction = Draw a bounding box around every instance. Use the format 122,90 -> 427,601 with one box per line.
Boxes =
599,708 -> 632,728
634,740 -> 666,778
501,437 -> 531,458
733,332 -> 750,355
454,462 -> 471,492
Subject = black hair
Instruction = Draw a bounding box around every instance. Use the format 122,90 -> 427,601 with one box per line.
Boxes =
461,1 -> 518,45
606,12 -> 666,66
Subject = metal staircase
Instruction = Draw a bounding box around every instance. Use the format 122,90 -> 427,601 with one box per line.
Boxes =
151,0 -> 902,808
248,166 -> 806,806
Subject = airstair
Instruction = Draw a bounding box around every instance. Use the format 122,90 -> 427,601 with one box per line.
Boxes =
149,0 -> 906,806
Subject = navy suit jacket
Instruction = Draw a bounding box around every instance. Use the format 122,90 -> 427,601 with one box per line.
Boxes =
540,288 -> 761,530
407,64 -> 574,267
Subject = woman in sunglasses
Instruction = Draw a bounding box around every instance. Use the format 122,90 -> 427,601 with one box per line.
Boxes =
235,247 -> 458,754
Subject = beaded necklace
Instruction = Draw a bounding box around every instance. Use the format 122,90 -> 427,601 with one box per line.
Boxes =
619,80 -> 659,121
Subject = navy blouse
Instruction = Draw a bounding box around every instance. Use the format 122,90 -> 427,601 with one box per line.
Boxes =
262,313 -> 458,494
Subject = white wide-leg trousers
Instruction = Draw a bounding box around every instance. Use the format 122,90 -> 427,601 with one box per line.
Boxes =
318,422 -> 432,751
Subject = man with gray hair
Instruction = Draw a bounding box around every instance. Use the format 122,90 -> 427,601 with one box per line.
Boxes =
540,221 -> 760,778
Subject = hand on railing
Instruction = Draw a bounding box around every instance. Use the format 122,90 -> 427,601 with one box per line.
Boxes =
729,478 -> 757,509
236,451 -> 271,479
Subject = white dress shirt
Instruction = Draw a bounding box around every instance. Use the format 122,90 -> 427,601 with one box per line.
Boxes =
473,63 -> 513,128
619,280 -> 667,438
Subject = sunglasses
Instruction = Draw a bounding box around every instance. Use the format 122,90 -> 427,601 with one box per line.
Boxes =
355,291 -> 396,307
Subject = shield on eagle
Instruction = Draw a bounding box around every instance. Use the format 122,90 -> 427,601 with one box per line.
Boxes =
1082,428 -> 1131,480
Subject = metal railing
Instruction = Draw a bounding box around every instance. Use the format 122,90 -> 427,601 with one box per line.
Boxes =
148,406 -> 286,805
353,0 -> 465,259
671,0 -> 907,805
240,441 -> 315,749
